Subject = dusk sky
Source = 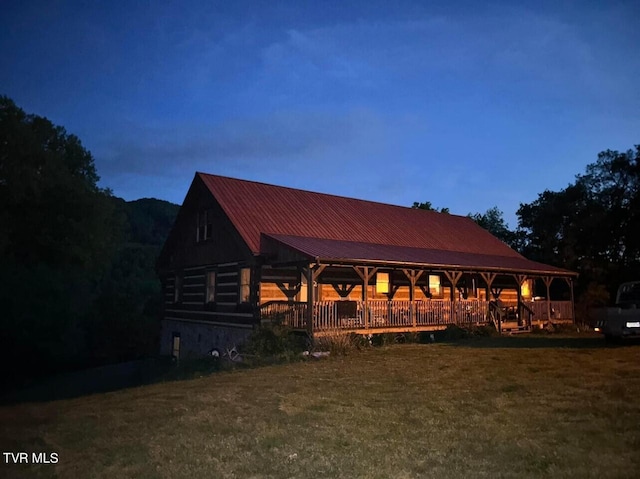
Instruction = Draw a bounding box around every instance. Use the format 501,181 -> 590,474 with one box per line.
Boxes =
2,0 -> 639,227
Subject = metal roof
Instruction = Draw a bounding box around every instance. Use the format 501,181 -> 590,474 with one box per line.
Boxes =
197,173 -> 574,276
265,234 -> 575,276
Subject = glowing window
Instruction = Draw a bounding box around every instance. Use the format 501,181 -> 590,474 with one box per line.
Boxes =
429,275 -> 441,296
376,272 -> 389,294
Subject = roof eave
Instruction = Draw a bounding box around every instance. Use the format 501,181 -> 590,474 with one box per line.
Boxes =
313,257 -> 577,277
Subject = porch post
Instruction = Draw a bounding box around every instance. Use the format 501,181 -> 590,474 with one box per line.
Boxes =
543,276 -> 553,321
354,266 -> 377,330
515,275 -> 522,326
444,271 -> 463,324
480,272 -> 497,302
564,277 -> 576,323
480,272 -> 499,332
306,265 -> 314,337
304,264 -> 327,337
403,269 -> 423,328
362,266 -> 369,329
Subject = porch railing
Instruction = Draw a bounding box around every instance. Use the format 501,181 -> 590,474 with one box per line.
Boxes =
259,299 -> 573,332
260,301 -> 307,329
528,301 -> 573,320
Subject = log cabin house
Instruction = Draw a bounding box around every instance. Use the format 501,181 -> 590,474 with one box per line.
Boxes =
157,173 -> 577,358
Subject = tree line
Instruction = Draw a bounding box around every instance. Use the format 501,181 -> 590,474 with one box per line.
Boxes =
1,95 -> 637,387
414,146 -> 640,306
0,96 -> 178,389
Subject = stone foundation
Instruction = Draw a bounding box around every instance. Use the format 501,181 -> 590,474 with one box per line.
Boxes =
160,319 -> 253,359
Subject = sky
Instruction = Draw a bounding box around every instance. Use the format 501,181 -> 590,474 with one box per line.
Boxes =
2,0 -> 639,227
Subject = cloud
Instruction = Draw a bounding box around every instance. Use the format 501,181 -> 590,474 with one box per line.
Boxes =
252,7 -> 635,107
94,107 -> 391,177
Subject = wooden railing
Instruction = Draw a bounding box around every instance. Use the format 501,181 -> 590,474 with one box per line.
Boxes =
260,299 -> 574,332
528,301 -> 573,320
260,301 -> 307,329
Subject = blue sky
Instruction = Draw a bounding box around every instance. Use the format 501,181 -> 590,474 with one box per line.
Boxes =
2,0 -> 639,227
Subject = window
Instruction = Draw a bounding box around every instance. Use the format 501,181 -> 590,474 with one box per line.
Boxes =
171,332 -> 181,360
429,275 -> 441,297
299,274 -> 308,302
239,268 -> 251,303
174,274 -> 182,303
196,210 -> 213,242
376,272 -> 390,294
206,271 -> 216,303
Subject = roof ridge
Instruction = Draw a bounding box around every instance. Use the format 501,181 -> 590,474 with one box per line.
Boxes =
196,171 -> 469,220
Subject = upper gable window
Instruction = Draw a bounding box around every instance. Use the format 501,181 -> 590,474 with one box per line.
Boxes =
196,210 -> 213,242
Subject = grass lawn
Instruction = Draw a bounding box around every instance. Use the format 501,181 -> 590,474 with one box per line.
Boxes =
1,335 -> 640,478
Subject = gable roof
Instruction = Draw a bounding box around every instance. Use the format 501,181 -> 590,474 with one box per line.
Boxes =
197,173 -> 574,276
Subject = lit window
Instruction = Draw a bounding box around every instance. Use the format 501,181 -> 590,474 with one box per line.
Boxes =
206,271 -> 216,303
239,268 -> 251,303
299,275 -> 308,302
429,275 -> 441,296
376,272 -> 389,294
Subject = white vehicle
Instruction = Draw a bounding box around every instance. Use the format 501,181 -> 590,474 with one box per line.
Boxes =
592,281 -> 640,340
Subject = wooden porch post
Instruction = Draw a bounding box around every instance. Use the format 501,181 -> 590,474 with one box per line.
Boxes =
564,277 -> 576,323
542,276 -> 553,321
403,269 -> 423,328
514,274 -> 527,326
480,272 -> 499,332
354,266 -> 378,330
304,264 -> 327,337
444,271 -> 463,323
480,272 -> 497,301
305,266 -> 314,337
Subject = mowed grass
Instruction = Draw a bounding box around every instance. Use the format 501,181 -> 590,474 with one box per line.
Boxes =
2,336 -> 640,478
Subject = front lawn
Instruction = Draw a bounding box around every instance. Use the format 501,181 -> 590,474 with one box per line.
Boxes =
1,335 -> 639,478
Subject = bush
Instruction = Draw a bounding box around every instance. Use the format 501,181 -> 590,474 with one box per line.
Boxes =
442,324 -> 469,340
243,324 -> 307,359
469,324 -> 499,337
313,332 -> 365,355
438,323 -> 499,341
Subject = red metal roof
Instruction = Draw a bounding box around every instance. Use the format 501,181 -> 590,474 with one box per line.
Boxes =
265,234 -> 574,275
197,173 -> 573,276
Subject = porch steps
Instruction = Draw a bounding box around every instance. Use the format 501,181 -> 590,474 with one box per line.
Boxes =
501,326 -> 532,335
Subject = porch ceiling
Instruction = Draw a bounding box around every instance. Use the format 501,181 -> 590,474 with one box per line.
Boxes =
261,233 -> 576,277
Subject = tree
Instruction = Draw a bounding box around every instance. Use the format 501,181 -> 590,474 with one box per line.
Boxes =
516,145 -> 640,298
0,96 -> 122,385
468,206 -> 519,249
0,97 -> 182,387
0,95 -> 118,268
411,201 -> 450,213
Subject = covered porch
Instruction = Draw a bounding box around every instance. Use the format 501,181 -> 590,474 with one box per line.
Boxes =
258,258 -> 576,336
261,297 -> 575,335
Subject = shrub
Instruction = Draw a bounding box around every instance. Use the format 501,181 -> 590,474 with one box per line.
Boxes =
442,324 -> 469,340
469,324 -> 499,337
243,324 -> 307,359
313,332 -> 364,355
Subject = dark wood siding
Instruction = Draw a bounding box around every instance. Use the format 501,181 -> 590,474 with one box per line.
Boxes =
159,176 -> 259,327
